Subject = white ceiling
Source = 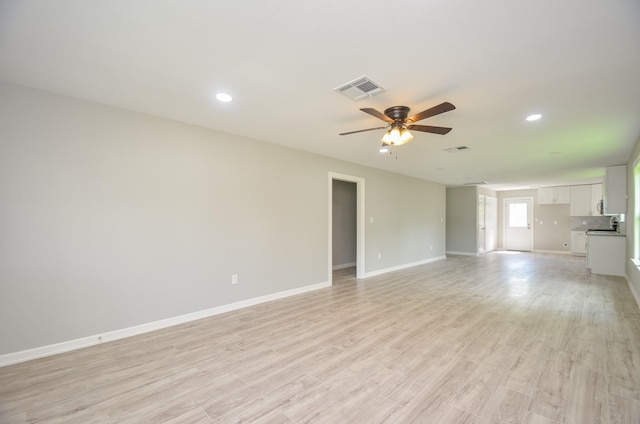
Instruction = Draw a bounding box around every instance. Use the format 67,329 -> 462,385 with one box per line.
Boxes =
1,0 -> 639,191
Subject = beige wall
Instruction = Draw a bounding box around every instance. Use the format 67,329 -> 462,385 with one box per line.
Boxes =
497,189 -> 571,252
533,203 -> 571,252
0,82 -> 446,355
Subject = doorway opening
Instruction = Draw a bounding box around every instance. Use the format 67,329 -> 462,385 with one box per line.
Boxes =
328,172 -> 365,283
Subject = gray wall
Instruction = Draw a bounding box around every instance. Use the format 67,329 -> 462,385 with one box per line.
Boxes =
446,186 -> 498,255
0,82 -> 446,354
446,186 -> 477,254
332,180 -> 356,268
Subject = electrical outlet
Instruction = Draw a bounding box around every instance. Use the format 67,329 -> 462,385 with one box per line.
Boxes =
378,252 -> 382,259
231,274 -> 238,285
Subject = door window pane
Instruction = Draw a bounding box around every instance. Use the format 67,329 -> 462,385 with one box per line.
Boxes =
509,203 -> 528,227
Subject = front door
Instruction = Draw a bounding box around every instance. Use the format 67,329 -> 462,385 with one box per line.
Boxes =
504,198 -> 533,251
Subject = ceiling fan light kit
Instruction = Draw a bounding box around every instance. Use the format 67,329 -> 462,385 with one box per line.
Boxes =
340,102 -> 455,147
381,126 -> 414,146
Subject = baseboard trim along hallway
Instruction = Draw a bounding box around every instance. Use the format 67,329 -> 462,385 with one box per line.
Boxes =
0,280 -> 331,367
1,252 -> 639,423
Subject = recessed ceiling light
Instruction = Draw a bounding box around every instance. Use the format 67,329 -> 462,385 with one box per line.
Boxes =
216,93 -> 232,102
379,147 -> 389,153
526,114 -> 542,121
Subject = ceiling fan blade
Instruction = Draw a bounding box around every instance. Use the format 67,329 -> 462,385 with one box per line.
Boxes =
360,108 -> 395,123
339,126 -> 387,136
407,102 -> 456,123
407,124 -> 452,135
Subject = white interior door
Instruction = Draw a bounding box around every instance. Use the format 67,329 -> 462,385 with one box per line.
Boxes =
485,196 -> 498,252
478,194 -> 498,254
504,198 -> 533,251
478,194 -> 486,254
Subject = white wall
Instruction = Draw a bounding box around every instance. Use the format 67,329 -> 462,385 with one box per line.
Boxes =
626,136 -> 640,307
0,82 -> 446,356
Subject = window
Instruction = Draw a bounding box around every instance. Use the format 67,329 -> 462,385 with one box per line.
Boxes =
508,202 -> 528,228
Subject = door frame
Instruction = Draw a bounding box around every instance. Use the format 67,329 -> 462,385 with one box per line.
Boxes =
478,194 -> 486,255
502,196 -> 534,251
328,172 -> 365,280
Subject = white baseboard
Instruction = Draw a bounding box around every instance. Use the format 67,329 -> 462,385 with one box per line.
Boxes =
532,249 -> 571,255
362,255 -> 446,278
446,251 -> 478,257
630,279 -> 640,311
0,280 -> 331,368
332,262 -> 356,270
625,263 -> 640,311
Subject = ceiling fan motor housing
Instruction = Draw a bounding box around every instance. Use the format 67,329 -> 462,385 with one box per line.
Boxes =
384,106 -> 410,122
338,101 -> 454,138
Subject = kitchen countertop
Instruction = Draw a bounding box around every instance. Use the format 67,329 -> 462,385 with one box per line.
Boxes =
585,230 -> 626,236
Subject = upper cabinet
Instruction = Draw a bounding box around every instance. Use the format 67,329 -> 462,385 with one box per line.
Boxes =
592,184 -> 603,214
539,186 -> 571,205
570,185 -> 590,215
570,184 -> 603,216
604,165 -> 627,215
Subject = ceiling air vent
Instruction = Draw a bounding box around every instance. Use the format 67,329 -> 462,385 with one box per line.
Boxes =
463,182 -> 488,186
334,76 -> 385,100
445,146 -> 470,153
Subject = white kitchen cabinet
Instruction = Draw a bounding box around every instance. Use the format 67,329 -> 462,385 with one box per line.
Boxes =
570,231 -> 586,256
538,187 -> 554,204
570,183 -> 603,216
592,184 -> 603,214
604,165 -> 627,215
570,185 -> 590,216
586,234 -> 626,276
539,186 -> 570,205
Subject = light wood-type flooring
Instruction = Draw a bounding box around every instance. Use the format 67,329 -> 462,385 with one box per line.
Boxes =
2,252 -> 640,423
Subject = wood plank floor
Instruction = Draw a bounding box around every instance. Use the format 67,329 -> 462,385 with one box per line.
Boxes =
1,252 -> 640,423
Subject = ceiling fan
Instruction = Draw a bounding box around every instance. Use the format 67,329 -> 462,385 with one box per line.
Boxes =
339,102 -> 456,146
